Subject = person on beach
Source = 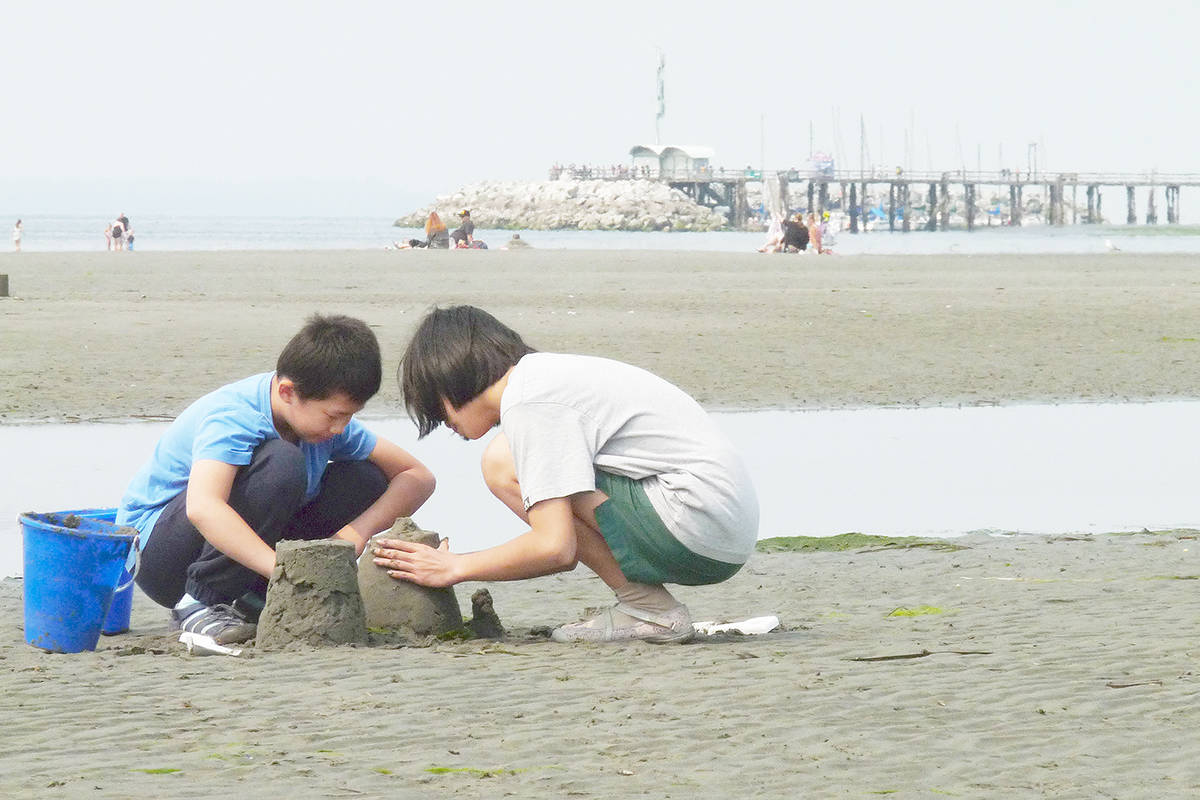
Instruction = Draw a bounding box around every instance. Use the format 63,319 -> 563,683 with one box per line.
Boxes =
104,223 -> 113,251
449,209 -> 475,247
806,212 -> 822,254
117,314 -> 436,653
11,219 -> 21,252
424,211 -> 450,249
757,213 -> 784,253
396,211 -> 450,250
782,213 -> 810,252
111,218 -> 126,251
819,212 -> 835,254
373,305 -> 759,643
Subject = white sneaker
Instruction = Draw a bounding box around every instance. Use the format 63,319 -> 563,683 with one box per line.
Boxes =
172,602 -> 256,656
551,602 -> 694,644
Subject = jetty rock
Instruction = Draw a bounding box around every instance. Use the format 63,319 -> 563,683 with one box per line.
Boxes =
394,179 -> 729,232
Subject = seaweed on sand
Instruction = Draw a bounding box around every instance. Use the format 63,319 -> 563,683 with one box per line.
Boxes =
756,532 -> 966,554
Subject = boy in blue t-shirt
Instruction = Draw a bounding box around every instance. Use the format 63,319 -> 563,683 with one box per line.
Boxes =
118,314 -> 436,654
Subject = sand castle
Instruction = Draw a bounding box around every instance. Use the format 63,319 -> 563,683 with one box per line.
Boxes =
256,539 -> 367,651
357,518 -> 463,637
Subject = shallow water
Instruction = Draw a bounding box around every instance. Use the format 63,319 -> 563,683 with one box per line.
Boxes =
3,402 -> 1198,578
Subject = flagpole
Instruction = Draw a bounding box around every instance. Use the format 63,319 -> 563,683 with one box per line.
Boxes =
655,48 -> 665,145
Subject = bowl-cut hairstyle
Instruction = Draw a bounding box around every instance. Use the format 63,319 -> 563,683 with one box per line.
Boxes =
400,305 -> 535,437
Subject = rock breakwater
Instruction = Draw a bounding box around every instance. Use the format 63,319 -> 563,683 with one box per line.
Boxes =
394,180 -> 728,232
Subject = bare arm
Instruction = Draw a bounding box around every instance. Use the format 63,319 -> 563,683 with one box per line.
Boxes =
330,437 -> 436,555
185,459 -> 277,579
373,496 -> 578,587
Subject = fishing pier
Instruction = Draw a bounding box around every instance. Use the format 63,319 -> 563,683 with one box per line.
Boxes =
679,169 -> 1199,231
558,163 -> 1200,231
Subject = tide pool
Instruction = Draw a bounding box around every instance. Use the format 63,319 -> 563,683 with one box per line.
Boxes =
3,401 -> 1198,578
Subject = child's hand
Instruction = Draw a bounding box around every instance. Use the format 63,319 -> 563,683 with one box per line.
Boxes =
373,537 -> 457,587
330,525 -> 366,556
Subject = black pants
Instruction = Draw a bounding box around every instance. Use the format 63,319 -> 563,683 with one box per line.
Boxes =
136,438 -> 387,608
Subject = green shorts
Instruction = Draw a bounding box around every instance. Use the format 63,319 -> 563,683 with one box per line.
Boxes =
594,470 -> 744,586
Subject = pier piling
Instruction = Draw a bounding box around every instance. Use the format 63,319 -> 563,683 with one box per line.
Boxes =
849,183 -> 859,233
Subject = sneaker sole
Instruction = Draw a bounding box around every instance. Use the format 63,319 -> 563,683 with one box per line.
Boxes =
179,631 -> 244,657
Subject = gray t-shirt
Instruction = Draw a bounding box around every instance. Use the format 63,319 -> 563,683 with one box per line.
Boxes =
499,353 -> 758,564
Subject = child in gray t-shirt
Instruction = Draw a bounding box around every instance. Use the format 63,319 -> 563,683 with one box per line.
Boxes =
374,305 -> 759,643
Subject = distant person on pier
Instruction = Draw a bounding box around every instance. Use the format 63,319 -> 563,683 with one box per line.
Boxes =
450,209 -> 475,247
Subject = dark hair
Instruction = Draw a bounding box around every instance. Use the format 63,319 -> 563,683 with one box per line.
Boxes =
276,314 -> 382,403
400,305 -> 535,437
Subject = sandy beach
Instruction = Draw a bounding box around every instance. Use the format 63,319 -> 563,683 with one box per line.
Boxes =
3,533 -> 1199,797
2,250 -> 1199,421
2,249 -> 1200,797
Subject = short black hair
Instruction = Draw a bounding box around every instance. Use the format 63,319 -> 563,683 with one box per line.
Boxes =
277,314 -> 382,404
400,305 -> 535,437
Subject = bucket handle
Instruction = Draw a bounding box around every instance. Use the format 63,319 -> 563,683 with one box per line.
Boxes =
114,533 -> 142,593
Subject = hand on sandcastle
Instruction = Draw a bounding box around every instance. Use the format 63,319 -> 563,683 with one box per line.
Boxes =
373,535 -> 457,587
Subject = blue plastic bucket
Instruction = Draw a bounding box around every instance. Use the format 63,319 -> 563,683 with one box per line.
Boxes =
72,508 -> 135,635
20,510 -> 136,652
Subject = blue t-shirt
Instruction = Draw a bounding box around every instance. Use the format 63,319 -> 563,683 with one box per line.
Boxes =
116,372 -> 377,552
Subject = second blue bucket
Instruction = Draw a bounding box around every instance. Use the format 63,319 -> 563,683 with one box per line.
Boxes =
20,510 -> 136,652
74,508 -> 135,635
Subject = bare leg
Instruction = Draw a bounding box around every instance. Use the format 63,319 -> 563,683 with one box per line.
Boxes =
481,434 -> 691,642
481,433 -> 627,589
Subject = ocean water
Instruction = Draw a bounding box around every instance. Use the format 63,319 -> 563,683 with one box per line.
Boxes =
5,213 -> 1200,255
4,402 -> 1199,579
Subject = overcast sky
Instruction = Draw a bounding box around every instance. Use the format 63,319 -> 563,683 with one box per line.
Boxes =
3,0 -> 1198,216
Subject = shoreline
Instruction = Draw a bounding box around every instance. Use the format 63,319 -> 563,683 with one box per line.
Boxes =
4,393 -> 1200,427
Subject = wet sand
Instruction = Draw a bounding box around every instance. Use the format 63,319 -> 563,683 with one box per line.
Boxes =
1,249 -> 1198,421
2,249 -> 1199,796
2,532 -> 1199,797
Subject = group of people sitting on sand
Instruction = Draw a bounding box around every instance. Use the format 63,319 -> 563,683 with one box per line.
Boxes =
758,211 -> 835,254
395,209 -> 487,250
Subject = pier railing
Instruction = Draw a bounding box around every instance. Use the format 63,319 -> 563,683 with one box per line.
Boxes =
550,165 -> 1200,188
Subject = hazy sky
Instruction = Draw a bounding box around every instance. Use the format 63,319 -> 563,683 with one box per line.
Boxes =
4,1 -> 1198,216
